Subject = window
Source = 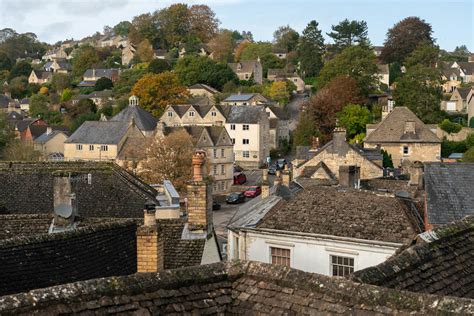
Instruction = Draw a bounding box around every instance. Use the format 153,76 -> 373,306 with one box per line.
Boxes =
213,165 -> 217,175
89,145 -> 94,151
231,138 -> 235,144
167,111 -> 173,117
245,73 -> 249,79
211,111 -> 217,117
213,149 -> 217,158
243,151 -> 250,158
221,148 -> 225,157
230,124 -> 236,130
243,125 -> 249,130
221,164 -> 225,175
270,247 -> 291,267
76,144 -> 83,151
189,111 -> 195,117
330,255 -> 354,276
100,145 -> 108,151
243,139 -> 249,145
403,146 -> 409,156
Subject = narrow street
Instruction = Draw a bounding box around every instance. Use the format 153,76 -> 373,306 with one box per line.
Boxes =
286,93 -> 306,131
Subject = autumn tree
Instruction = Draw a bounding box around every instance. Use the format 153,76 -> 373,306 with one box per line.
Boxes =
380,17 -> 434,64
134,130 -> 195,192
297,20 -> 325,78
234,40 -> 250,61
207,30 -> 235,63
327,19 -> 369,52
273,25 -> 299,52
156,4 -> 191,48
131,72 -> 189,117
136,39 -> 154,63
263,81 -> 293,105
189,4 -> 219,43
316,45 -> 378,96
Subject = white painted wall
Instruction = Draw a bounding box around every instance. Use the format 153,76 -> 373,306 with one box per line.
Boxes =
228,229 -> 399,276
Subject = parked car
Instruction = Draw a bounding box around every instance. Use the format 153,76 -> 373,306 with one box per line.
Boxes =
233,172 -> 247,185
212,201 -> 221,211
233,165 -> 243,173
226,192 -> 246,204
244,186 -> 262,198
276,159 -> 287,170
268,165 -> 277,175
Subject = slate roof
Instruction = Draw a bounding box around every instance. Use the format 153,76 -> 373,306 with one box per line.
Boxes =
83,68 -> 119,79
228,195 -> 283,229
424,162 -> 474,225
266,105 -> 289,120
224,93 -> 258,102
350,216 -> 474,298
65,121 -> 131,144
0,94 -> 12,108
111,104 -> 157,132
31,70 -> 52,80
189,83 -> 219,94
228,60 -> 260,73
457,61 -> 474,75
456,87 -> 472,99
7,111 -> 23,120
226,105 -> 264,124
258,186 -> 419,244
29,125 -> 49,139
34,130 -> 67,144
163,125 -> 227,146
168,104 -> 227,118
364,107 -> 441,143
376,63 -> 389,75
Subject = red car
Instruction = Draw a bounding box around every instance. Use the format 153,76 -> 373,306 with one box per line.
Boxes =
233,172 -> 247,185
244,186 -> 262,198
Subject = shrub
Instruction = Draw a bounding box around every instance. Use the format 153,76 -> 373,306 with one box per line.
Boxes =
439,119 -> 462,134
441,140 -> 467,158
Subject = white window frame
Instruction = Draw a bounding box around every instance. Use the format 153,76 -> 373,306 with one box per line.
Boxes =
269,246 -> 292,267
242,151 -> 250,158
403,146 -> 409,156
329,254 -> 355,277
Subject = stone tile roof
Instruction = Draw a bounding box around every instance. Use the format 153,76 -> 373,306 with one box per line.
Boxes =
65,121 -> 132,144
365,107 -> 441,143
228,60 -> 259,74
258,186 -> 419,244
424,162 -> 474,225
226,105 -> 264,124
189,83 -> 219,94
33,130 -> 67,144
350,216 -> 474,298
32,70 -> 52,80
83,68 -> 119,79
267,105 -> 289,120
111,104 -> 157,132
0,214 -> 52,239
2,261 -> 472,315
458,61 -> 474,75
228,195 -> 283,229
169,104 -> 227,118
163,125 -> 227,147
457,87 -> 472,99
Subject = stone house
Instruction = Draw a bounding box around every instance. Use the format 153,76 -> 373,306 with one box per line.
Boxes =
157,125 -> 234,194
188,83 -> 219,99
441,87 -> 472,113
121,45 -> 136,65
28,70 -> 52,84
41,47 -> 68,61
64,121 -> 145,161
440,65 -> 462,93
365,107 -> 441,167
227,60 -> 263,84
265,105 -> 290,149
272,48 -> 287,59
376,63 -> 389,87
33,127 -> 68,158
44,59 -> 71,73
71,90 -> 113,109
468,88 -> 474,125
227,184 -> 419,276
222,93 -> 268,106
110,96 -> 157,136
451,61 -> 474,83
295,128 -> 383,180
160,104 -> 229,127
78,68 -> 120,87
267,69 -> 305,92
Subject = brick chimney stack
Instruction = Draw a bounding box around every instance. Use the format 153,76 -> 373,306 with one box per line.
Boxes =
282,164 -> 291,187
274,170 -> 282,187
136,201 -> 164,273
261,169 -> 270,199
187,151 -> 212,233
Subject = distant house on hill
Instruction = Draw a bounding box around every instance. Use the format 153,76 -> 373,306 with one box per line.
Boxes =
78,68 -> 120,87
228,60 -> 263,84
188,84 -> 219,99
44,59 -> 71,73
33,127 -> 69,158
267,69 -> 305,92
28,70 -> 52,85
222,93 -> 268,106
441,87 -> 472,113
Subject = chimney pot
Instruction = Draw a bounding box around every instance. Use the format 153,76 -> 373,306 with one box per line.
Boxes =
192,151 -> 206,182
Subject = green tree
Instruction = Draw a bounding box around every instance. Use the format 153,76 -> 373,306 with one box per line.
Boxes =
128,13 -> 160,46
439,119 -> 462,134
466,133 -> 474,148
148,59 -> 171,74
240,42 -> 273,60
316,45 -> 378,96
2,141 -> 41,161
136,39 -> 154,63
155,4 -> 191,48
113,66 -> 148,95
51,73 -> 70,92
404,42 -> 439,69
61,88 -> 73,102
273,25 -> 299,52
0,112 -> 14,155
327,19 -> 369,52
8,76 -> 28,99
9,60 -> 31,79
381,149 -> 394,168
71,45 -> 100,79
29,93 -> 50,118
380,17 -> 434,64
393,64 -> 443,123
463,147 -> 474,162
188,4 -> 220,43
293,115 -> 319,147
263,81 -> 291,105
336,104 -> 371,139
0,52 -> 12,71
95,77 -> 113,91
207,30 -> 235,63
113,21 -> 133,36
174,56 -> 237,90
297,20 -> 325,78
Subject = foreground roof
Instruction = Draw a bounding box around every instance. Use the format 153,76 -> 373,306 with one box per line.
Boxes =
226,105 -> 265,124
111,104 -> 157,132
365,107 -> 441,143
350,216 -> 474,298
258,186 -> 419,244
1,261 -> 472,315
424,162 -> 474,225
65,121 -> 131,144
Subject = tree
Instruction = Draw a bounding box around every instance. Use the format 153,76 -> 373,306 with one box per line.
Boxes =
95,77 -> 113,91
381,149 -> 394,168
136,39 -> 154,63
273,25 -> 299,52
29,93 -> 50,118
71,45 -> 100,79
316,45 -> 378,96
39,86 -> 49,95
336,104 -> 371,140
439,119 -> 462,134
131,72 -> 189,117
188,4 -> 219,43
113,66 -> 148,95
207,30 -> 235,63
263,81 -> 292,105
113,21 -> 133,36
380,17 -> 434,64
0,52 -> 12,71
293,115 -> 319,147
307,76 -> 364,141
129,13 -> 160,46
297,20 -> 325,78
9,60 -> 31,79
404,42 -> 439,69
327,19 -> 369,52
393,64 -> 443,123
61,88 -> 73,102
51,73 -> 70,92
133,130 -> 195,192
155,4 -> 191,48
8,76 -> 28,99
2,141 -> 40,161
466,133 -> 474,148
240,42 -> 273,60
0,112 -> 14,156
174,56 -> 237,90
234,40 -> 250,61
148,59 -> 171,74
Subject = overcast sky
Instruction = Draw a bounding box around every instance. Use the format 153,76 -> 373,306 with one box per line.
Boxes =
0,0 -> 472,51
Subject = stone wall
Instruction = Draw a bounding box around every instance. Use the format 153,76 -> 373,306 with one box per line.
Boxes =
0,261 -> 471,315
436,126 -> 474,142
0,221 -> 137,296
365,143 -> 441,167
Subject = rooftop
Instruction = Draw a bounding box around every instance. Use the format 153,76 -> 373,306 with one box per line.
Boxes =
224,93 -> 258,102
111,103 -> 157,132
65,121 -> 133,144
226,105 -> 265,124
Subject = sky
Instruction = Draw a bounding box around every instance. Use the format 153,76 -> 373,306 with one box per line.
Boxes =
0,0 -> 473,51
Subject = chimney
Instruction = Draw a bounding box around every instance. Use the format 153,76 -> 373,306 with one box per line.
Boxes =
46,126 -> 52,135
339,165 -> 360,189
404,121 -> 416,134
281,164 -> 291,186
187,151 -> 212,233
332,126 -> 347,150
274,170 -> 282,187
92,68 -> 96,78
261,169 -> 270,199
136,201 -> 164,273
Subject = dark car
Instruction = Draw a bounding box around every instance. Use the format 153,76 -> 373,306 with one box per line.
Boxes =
212,201 -> 221,211
268,165 -> 277,175
244,186 -> 262,198
276,159 -> 287,170
226,192 -> 246,204
233,172 -> 247,185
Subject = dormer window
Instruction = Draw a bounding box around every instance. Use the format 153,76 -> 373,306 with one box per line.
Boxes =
167,111 -> 173,117
211,111 -> 217,117
189,111 -> 195,117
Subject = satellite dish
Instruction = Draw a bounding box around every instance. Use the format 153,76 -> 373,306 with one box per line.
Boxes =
54,203 -> 73,218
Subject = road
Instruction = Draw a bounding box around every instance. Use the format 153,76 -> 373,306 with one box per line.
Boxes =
286,93 -> 306,131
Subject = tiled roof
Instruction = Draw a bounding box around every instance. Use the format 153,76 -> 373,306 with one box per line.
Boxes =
224,93 -> 257,102
424,162 -> 474,225
376,63 -> 389,75
32,70 -> 52,80
33,130 -> 67,144
350,216 -> 474,298
111,104 -> 157,132
0,95 -> 12,108
457,87 -> 472,99
228,195 -> 283,229
228,60 -> 260,74
457,61 -> 474,75
267,105 -> 289,120
163,125 -> 227,146
189,83 -> 219,94
65,121 -> 131,144
258,186 -> 419,244
83,68 -> 119,78
226,105 -> 264,124
364,107 -> 441,143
